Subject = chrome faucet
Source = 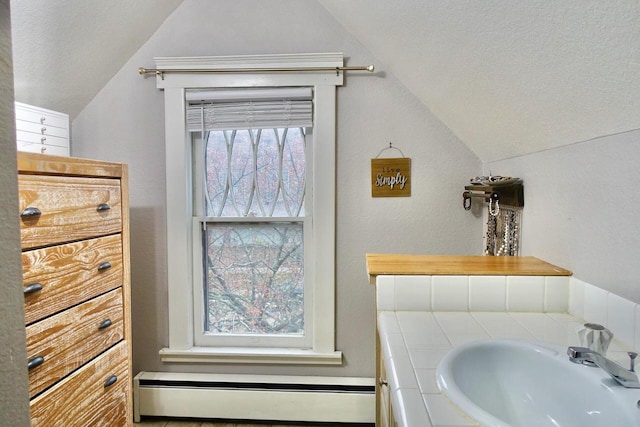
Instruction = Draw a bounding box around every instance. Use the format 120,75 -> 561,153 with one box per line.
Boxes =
567,346 -> 640,388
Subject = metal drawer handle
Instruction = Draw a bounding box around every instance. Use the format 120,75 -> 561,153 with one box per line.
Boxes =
40,137 -> 46,143
41,127 -> 46,134
20,207 -> 42,218
97,203 -> 111,212
104,375 -> 118,388
24,283 -> 43,295
97,261 -> 112,272
98,319 -> 112,330
28,356 -> 45,370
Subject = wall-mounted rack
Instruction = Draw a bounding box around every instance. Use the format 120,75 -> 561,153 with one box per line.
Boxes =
463,180 -> 524,210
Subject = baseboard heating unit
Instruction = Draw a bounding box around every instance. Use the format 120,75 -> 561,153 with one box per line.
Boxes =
134,371 -> 375,424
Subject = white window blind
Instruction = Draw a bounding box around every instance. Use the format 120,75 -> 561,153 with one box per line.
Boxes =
186,87 -> 313,132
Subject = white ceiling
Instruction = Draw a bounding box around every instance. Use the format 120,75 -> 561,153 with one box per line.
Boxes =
10,0 -> 640,162
10,0 -> 182,118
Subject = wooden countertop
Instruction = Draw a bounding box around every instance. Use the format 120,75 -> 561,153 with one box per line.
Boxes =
366,254 -> 571,284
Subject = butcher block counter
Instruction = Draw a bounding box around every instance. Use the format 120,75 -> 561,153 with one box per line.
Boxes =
365,254 -> 572,284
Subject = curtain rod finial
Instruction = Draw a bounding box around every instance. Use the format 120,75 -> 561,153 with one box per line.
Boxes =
138,67 -> 147,75
367,65 -> 375,72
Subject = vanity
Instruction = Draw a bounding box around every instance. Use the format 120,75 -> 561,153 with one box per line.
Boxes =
366,254 -> 638,426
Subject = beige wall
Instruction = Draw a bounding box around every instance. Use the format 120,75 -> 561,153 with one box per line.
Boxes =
72,0 -> 482,378
0,1 -> 30,425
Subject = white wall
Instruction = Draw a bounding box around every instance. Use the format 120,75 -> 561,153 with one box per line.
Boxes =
487,129 -> 640,303
0,1 -> 30,424
73,0 -> 481,378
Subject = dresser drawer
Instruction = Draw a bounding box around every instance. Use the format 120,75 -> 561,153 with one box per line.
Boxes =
26,288 -> 124,398
23,234 -> 123,324
17,140 -> 70,156
17,130 -> 69,148
19,175 -> 122,249
16,120 -> 70,139
15,102 -> 69,129
30,341 -> 129,427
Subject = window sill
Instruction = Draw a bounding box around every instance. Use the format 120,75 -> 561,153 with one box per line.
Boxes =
159,347 -> 343,365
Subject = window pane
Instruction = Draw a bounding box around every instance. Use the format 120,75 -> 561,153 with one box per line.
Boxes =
204,128 -> 306,217
204,222 -> 304,335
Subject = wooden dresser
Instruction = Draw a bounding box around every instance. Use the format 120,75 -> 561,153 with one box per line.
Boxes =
18,152 -> 132,426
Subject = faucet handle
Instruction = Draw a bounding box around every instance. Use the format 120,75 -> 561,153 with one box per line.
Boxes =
628,352 -> 638,372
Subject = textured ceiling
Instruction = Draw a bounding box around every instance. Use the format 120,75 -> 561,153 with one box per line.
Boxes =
10,0 -> 182,118
318,0 -> 640,161
10,0 -> 640,162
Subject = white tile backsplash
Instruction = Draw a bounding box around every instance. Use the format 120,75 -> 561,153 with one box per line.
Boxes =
607,292 -> 636,347
544,276 -> 569,312
377,274 -> 640,351
506,276 -> 545,312
568,277 -> 586,319
469,275 -> 506,311
396,275 -> 431,310
568,277 -> 640,353
376,275 -> 395,311
583,282 -> 608,326
432,276 -> 469,311
379,274 -> 581,315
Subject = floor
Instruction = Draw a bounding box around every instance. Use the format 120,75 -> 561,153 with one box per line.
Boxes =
134,418 -> 353,427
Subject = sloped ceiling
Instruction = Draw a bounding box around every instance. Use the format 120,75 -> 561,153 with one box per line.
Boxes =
10,0 -> 640,162
318,0 -> 640,161
10,0 -> 182,119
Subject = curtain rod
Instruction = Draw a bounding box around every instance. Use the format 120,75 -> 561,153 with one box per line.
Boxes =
138,65 -> 374,79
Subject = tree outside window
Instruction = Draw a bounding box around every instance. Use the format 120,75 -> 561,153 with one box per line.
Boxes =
201,128 -> 307,337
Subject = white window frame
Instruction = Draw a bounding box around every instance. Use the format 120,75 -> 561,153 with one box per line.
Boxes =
157,53 -> 343,364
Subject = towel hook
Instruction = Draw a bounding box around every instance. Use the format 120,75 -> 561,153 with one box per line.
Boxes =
488,192 -> 500,216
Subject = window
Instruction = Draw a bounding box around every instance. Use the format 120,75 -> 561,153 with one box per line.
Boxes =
195,129 -> 309,348
190,88 -> 313,348
157,54 -> 343,364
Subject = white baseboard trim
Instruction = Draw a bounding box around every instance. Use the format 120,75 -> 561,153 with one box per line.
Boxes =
134,371 -> 375,424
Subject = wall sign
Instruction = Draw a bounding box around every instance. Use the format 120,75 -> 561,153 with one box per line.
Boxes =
371,157 -> 411,197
